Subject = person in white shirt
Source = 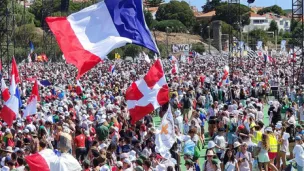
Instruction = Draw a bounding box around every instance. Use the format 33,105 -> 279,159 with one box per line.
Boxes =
214,128 -> 226,159
292,136 -> 304,171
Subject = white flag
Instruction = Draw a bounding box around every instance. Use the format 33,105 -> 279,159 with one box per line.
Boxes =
155,105 -> 175,157
143,52 -> 151,63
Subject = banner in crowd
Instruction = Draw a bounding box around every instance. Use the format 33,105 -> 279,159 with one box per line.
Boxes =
257,41 -> 263,50
172,44 -> 192,53
281,40 -> 286,52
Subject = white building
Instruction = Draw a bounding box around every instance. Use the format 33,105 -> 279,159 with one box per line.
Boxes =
243,12 -> 291,33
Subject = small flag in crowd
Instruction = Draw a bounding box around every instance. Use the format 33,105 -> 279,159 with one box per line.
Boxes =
115,53 -> 121,60
76,80 -> 83,95
218,66 -> 229,87
168,55 -> 177,62
39,80 -> 52,87
11,57 -> 23,108
27,53 -> 32,63
29,41 -> 34,54
1,78 -> 10,102
0,75 -> 18,126
143,52 -> 151,64
171,63 -> 179,74
108,64 -> 115,74
23,80 -> 40,118
46,0 -> 159,79
155,105 -> 176,157
126,59 -> 169,124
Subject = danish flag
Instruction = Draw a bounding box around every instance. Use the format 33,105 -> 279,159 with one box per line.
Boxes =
125,59 -> 169,124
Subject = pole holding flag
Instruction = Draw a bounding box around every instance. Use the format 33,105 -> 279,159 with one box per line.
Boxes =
29,41 -> 34,54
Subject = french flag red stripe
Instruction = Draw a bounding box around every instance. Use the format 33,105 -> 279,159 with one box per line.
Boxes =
46,17 -> 101,79
25,152 -> 50,171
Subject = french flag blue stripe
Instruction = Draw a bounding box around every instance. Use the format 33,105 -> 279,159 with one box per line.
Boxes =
105,0 -> 159,53
15,87 -> 22,108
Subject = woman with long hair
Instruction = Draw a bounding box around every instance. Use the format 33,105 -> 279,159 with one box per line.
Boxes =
222,149 -> 239,171
257,134 -> 270,171
277,127 -> 289,170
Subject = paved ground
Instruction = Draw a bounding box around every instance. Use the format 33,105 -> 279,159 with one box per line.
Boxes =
152,101 -> 271,170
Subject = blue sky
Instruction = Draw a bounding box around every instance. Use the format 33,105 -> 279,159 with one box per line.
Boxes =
165,0 -> 292,11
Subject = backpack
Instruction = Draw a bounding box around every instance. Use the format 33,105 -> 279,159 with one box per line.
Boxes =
183,97 -> 191,109
287,124 -> 296,142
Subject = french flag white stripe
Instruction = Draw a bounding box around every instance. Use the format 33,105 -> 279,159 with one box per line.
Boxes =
67,2 -> 132,60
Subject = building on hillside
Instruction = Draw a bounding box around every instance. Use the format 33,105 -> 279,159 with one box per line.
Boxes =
243,12 -> 291,33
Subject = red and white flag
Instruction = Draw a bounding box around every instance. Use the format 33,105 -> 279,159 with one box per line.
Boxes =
11,57 -> 20,84
171,63 -> 178,74
218,66 -> 229,87
1,78 -> 10,102
76,80 -> 82,95
23,80 -> 40,118
125,59 -> 169,124
0,76 -> 18,126
25,149 -> 59,171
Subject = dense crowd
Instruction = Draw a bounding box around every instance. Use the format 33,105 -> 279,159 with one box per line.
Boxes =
0,53 -> 303,171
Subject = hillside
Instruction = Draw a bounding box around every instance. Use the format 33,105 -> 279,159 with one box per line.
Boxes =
153,31 -> 219,53
284,9 -> 292,14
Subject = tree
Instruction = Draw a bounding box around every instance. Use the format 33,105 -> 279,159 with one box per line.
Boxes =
144,10 -> 154,29
154,20 -> 187,32
192,43 -> 205,54
14,3 -> 35,26
249,29 -> 269,46
257,5 -> 286,16
214,3 -> 250,30
146,0 -> 164,7
268,20 -> 278,32
155,1 -> 195,28
123,44 -> 141,57
202,0 -> 221,13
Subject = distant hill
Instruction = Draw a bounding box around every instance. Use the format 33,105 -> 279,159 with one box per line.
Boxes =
284,9 -> 292,14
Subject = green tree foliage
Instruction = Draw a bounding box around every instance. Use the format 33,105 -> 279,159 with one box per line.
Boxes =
214,3 -> 250,30
257,5 -> 286,16
249,29 -> 269,45
14,4 -> 35,26
268,20 -> 278,32
146,0 -> 164,7
192,43 -> 205,53
202,0 -> 221,13
144,10 -> 154,29
123,44 -> 141,57
14,24 -> 43,48
192,20 -> 210,39
154,20 -> 187,32
155,1 -> 195,28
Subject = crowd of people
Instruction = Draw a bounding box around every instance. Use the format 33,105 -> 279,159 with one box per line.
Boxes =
0,53 -> 303,171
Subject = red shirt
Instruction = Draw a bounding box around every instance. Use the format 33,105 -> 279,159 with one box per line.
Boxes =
74,134 -> 86,148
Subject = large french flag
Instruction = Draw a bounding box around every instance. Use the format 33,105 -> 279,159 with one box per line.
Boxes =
23,80 -> 40,118
0,76 -> 18,126
46,0 -> 159,79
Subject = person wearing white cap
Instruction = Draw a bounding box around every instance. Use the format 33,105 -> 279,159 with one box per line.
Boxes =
265,127 -> 279,171
236,142 -> 252,171
123,158 -> 133,171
